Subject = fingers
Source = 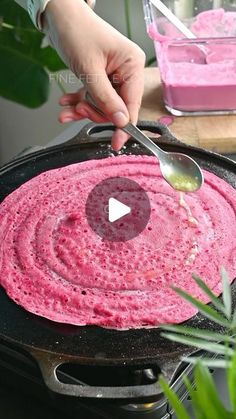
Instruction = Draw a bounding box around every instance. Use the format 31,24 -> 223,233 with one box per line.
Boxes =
110,48 -> 145,151
59,89 -> 85,123
59,104 -> 108,124
119,49 -> 145,126
84,67 -> 130,128
59,107 -> 85,123
111,129 -> 129,152
59,88 -> 108,124
59,44 -> 145,153
59,89 -> 129,149
59,92 -> 83,107
59,88 -> 86,109
76,101 -> 108,123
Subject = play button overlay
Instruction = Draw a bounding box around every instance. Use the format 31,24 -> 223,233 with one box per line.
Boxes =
108,198 -> 131,223
86,177 -> 151,242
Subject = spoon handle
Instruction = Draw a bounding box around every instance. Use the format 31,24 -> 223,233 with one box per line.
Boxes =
150,0 -> 196,39
122,123 -> 164,158
85,92 -> 164,158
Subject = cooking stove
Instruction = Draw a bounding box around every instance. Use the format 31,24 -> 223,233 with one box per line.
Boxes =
0,122 -> 234,419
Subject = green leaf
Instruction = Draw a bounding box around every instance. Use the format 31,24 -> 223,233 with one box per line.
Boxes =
124,0 -> 132,40
159,377 -> 191,419
0,44 -> 49,107
146,56 -> 157,67
183,376 -> 206,419
161,333 -> 234,356
39,47 -> 68,72
0,1 -> 67,107
0,13 -> 44,63
182,357 -> 230,369
0,24 -> 43,54
180,363 -> 233,419
161,325 -> 234,344
232,310 -> 236,329
192,274 -> 226,316
0,8 -> 48,107
194,362 -> 231,419
0,0 -> 34,28
172,286 -> 230,328
221,267 -> 232,320
227,350 -> 236,413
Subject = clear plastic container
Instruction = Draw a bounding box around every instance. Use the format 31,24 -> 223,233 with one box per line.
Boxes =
143,0 -> 236,115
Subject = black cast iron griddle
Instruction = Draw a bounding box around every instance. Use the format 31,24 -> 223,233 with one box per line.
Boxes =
0,121 -> 235,403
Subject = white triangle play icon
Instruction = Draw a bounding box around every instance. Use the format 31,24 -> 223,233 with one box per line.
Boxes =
108,198 -> 131,223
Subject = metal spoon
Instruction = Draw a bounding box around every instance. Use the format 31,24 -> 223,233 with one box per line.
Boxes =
85,93 -> 204,193
150,0 -> 196,39
149,0 -> 208,60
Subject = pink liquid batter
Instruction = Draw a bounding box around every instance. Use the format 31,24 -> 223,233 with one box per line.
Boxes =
0,155 -> 235,329
149,9 -> 236,112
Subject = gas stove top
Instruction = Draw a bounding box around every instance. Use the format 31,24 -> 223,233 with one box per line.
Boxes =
0,122 -> 234,419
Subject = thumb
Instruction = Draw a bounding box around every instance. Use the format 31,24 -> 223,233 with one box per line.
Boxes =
84,69 -> 130,128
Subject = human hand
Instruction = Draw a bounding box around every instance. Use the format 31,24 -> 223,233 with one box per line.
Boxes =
43,0 -> 145,150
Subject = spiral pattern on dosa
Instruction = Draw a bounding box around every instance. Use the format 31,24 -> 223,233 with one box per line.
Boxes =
0,155 -> 235,329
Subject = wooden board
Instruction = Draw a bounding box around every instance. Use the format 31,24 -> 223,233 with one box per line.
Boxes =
139,68 -> 236,154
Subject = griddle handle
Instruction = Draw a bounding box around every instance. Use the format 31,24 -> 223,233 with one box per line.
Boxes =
65,121 -> 184,147
30,349 -> 163,402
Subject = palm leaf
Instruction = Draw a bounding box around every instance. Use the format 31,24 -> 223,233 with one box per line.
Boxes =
161,325 -> 234,344
192,274 -> 226,316
183,376 -> 207,419
227,350 -> 236,413
159,377 -> 191,419
161,333 -> 234,356
172,286 -> 230,327
161,270 -> 236,419
221,267 -> 232,320
182,356 -> 230,369
194,362 -> 231,419
232,310 -> 236,329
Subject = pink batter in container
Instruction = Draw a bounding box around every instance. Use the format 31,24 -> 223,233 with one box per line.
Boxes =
143,0 -> 236,115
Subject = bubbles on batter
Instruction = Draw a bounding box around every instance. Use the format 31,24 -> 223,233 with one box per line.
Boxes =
1,155 -> 235,329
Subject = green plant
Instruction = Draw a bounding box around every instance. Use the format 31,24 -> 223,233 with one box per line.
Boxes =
159,268 -> 236,419
0,0 -> 67,108
124,0 -> 132,40
0,0 -> 155,108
